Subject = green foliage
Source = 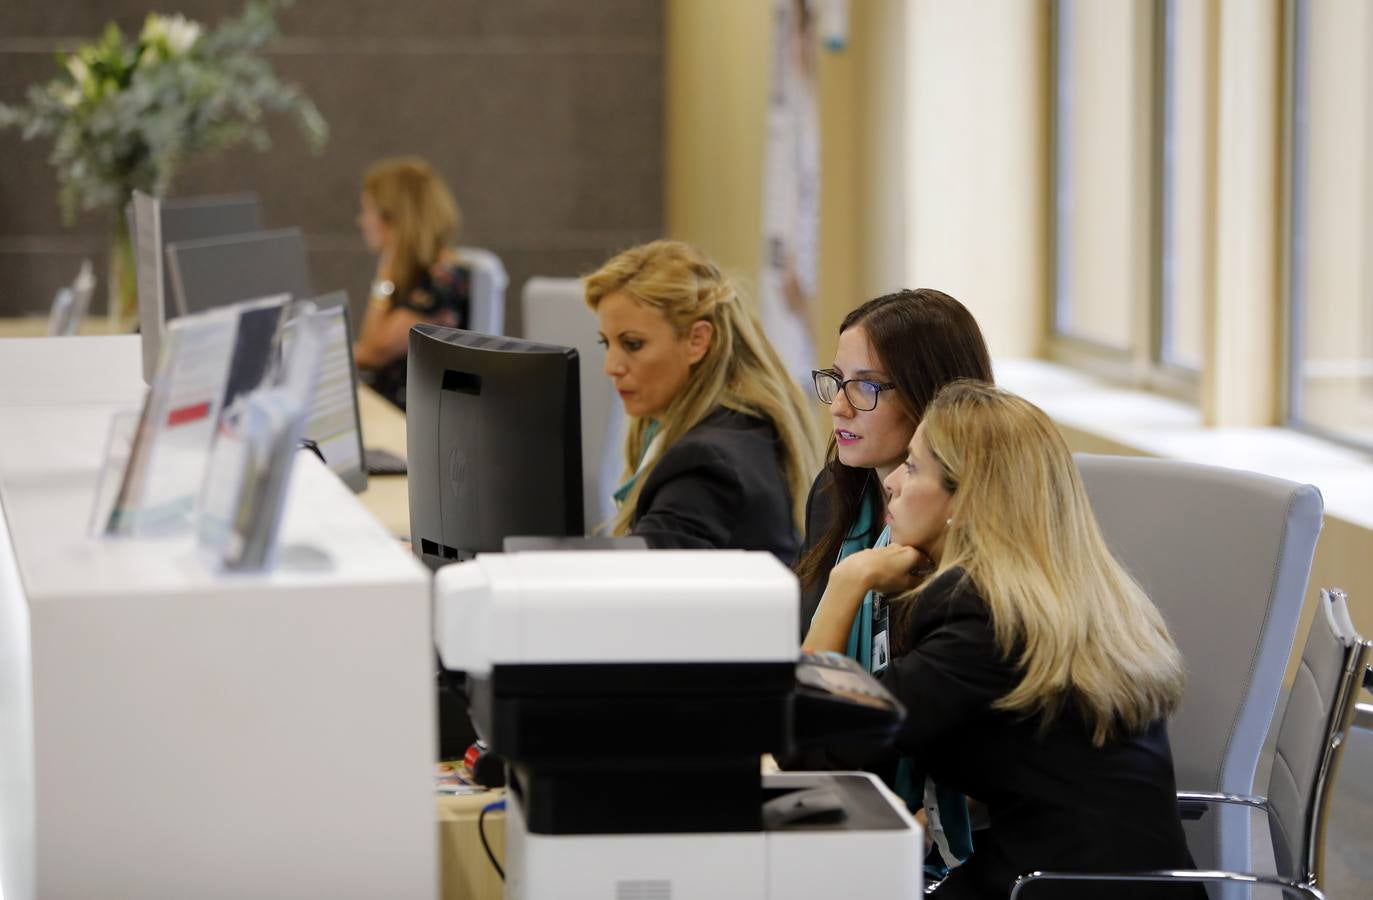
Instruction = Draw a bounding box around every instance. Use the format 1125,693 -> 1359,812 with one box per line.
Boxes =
0,0 -> 329,223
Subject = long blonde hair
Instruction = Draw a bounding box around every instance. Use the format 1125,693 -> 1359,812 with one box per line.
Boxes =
363,156 -> 460,302
909,381 -> 1186,745
584,240 -> 819,536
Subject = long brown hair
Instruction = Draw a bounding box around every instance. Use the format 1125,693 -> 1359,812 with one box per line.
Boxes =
363,156 -> 460,303
584,240 -> 820,536
906,382 -> 1186,745
794,289 -> 993,590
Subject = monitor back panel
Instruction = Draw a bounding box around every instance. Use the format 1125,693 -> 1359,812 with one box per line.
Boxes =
159,195 -> 262,318
167,228 -> 314,317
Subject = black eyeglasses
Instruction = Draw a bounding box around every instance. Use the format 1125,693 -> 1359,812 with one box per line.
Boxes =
811,369 -> 896,411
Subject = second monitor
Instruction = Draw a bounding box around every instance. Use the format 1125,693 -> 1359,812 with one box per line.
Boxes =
166,227 -> 313,318
406,324 -> 583,570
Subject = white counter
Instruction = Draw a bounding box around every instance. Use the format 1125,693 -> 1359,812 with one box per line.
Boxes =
0,336 -> 437,899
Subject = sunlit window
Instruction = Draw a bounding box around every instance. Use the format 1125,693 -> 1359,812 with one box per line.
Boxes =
1287,0 -> 1373,449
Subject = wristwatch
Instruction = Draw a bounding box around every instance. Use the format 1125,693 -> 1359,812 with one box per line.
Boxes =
370,278 -> 395,308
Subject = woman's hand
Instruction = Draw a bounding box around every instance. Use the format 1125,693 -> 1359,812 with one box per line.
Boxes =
833,544 -> 928,596
802,545 -> 928,654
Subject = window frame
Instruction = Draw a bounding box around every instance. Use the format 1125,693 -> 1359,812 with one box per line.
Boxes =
1282,0 -> 1373,453
1047,0 -> 1200,403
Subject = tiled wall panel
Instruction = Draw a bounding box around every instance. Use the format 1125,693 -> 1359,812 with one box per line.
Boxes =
0,1 -> 663,335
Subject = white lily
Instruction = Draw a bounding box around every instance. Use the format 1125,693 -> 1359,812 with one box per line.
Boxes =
65,55 -> 90,88
162,15 -> 202,56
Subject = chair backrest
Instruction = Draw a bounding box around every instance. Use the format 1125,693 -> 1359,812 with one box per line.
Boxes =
1075,454 -> 1323,899
519,276 -> 627,533
1267,588 -> 1370,888
455,246 -> 508,336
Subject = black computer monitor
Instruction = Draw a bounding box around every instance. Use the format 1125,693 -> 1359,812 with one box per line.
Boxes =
406,324 -> 583,570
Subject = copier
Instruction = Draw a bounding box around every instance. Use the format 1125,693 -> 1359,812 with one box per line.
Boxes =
435,550 -> 925,899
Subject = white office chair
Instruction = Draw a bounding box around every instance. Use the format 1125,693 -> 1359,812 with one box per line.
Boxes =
455,246 -> 508,336
1075,454 -> 1324,900
519,276 -> 627,533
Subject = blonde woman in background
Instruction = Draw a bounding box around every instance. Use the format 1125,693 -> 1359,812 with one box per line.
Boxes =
805,381 -> 1202,900
354,156 -> 470,409
585,240 -> 819,562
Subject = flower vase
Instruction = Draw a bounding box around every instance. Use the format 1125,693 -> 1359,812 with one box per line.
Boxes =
106,210 -> 138,333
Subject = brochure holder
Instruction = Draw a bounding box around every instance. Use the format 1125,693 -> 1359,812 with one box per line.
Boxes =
47,259 -> 95,337
196,304 -> 331,571
100,294 -> 290,537
87,408 -> 142,537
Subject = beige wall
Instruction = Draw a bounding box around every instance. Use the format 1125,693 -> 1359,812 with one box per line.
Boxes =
1204,0 -> 1283,426
904,0 -> 1049,360
663,0 -> 770,298
666,0 -> 1048,368
663,0 -> 863,370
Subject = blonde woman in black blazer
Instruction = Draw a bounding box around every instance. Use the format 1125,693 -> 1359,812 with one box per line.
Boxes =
585,240 -> 818,561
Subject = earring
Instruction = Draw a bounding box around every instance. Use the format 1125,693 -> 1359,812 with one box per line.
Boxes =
945,518 -> 953,527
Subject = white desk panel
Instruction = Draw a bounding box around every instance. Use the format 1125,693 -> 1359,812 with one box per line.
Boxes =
0,405 -> 419,601
0,343 -> 438,899
0,335 -> 145,407
0,499 -> 35,900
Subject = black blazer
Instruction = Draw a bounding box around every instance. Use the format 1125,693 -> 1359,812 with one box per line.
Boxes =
796,467 -> 882,639
631,407 -> 799,564
879,569 -> 1203,900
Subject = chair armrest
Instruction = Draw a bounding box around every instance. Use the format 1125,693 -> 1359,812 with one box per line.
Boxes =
1010,869 -> 1325,899
1176,790 -> 1269,821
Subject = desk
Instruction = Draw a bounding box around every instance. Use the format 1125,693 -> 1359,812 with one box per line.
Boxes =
0,320 -> 416,539
357,384 -> 411,538
0,335 -> 437,900
0,331 -> 489,900
438,792 -> 506,900
0,313 -> 119,339
354,390 -> 509,900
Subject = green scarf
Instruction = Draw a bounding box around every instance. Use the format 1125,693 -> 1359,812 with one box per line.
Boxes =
612,420 -> 660,506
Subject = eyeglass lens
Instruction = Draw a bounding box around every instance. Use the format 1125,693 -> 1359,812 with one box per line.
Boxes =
814,372 -> 879,410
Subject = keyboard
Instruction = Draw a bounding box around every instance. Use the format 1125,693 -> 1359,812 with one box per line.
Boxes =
365,447 -> 408,477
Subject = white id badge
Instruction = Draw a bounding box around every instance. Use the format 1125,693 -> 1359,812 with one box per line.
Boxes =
871,593 -> 891,674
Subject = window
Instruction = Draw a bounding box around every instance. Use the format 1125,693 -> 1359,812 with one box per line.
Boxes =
1052,0 -> 1149,355
1156,0 -> 1209,372
1286,0 -> 1373,449
1051,0 -> 1206,396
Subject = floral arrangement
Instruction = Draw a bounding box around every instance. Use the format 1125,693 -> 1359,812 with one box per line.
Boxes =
0,0 -> 328,224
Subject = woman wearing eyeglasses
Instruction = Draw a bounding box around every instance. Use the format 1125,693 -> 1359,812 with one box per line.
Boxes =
796,289 -> 994,643
585,240 -> 819,561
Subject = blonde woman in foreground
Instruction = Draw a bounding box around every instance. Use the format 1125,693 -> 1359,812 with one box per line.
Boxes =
585,240 -> 818,561
804,381 -> 1203,900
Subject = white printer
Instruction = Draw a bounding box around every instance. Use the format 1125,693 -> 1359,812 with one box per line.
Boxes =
435,550 -> 925,899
